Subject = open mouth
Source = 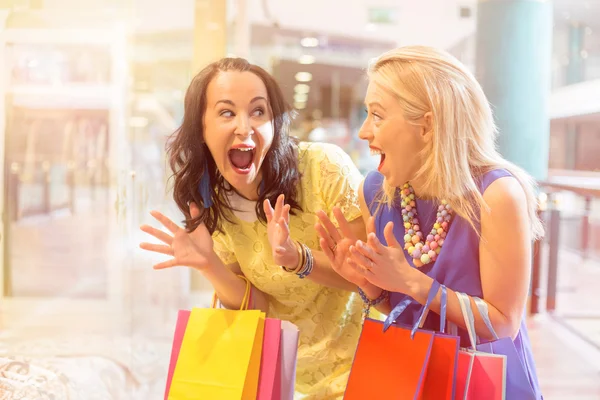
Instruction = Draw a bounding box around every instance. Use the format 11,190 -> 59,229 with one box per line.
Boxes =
370,148 -> 386,172
228,147 -> 255,174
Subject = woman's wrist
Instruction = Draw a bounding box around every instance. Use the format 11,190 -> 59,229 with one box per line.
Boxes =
405,270 -> 433,305
281,241 -> 314,279
359,283 -> 384,300
281,240 -> 302,271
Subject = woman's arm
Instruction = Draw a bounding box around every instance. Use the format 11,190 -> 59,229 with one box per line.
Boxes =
404,177 -> 531,339
356,179 -> 393,315
204,257 -> 270,313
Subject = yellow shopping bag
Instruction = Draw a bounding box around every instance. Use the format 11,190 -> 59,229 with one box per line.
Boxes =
169,276 -> 266,400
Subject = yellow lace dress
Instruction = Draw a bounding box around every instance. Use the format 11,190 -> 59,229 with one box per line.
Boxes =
212,142 -> 365,399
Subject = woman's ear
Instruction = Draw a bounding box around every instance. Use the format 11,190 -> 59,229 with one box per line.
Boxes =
420,112 -> 434,143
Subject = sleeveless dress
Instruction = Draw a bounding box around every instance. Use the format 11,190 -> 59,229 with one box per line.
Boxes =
363,169 -> 543,399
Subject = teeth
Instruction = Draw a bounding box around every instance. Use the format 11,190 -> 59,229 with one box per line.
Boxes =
370,149 -> 384,156
234,148 -> 254,152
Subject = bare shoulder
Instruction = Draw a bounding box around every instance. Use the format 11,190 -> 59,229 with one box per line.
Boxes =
482,176 -> 528,226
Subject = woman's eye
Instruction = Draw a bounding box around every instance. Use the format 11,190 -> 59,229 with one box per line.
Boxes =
220,110 -> 234,118
252,107 -> 265,117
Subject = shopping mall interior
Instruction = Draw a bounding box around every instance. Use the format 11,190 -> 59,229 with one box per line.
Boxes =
0,0 -> 599,398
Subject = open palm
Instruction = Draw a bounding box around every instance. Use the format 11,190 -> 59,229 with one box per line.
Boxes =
316,207 -> 369,288
264,194 -> 297,268
140,202 -> 215,271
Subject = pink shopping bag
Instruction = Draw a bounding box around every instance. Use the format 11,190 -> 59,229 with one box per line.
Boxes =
257,318 -> 282,400
164,310 -> 190,400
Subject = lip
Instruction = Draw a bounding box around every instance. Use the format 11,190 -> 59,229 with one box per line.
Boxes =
230,143 -> 256,150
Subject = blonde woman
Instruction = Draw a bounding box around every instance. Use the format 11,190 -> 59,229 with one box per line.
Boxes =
317,46 -> 543,398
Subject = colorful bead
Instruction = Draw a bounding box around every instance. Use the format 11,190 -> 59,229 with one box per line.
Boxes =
400,183 -> 454,267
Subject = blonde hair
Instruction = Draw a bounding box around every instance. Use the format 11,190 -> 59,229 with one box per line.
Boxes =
369,46 -> 544,240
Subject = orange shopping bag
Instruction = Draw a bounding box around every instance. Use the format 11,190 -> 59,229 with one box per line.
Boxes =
344,282 -> 453,399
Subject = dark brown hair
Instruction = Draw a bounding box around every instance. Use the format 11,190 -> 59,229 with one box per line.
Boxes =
167,58 -> 302,234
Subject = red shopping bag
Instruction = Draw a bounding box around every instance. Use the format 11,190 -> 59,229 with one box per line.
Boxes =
420,285 -> 460,400
455,292 -> 507,400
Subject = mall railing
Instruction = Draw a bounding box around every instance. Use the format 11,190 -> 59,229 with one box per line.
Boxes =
530,179 -> 599,315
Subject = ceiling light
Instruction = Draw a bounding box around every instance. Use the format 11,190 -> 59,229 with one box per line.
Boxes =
298,55 -> 315,65
294,84 -> 310,94
294,102 -> 306,110
295,72 -> 312,82
365,23 -> 377,32
300,37 -> 319,47
294,93 -> 308,103
581,50 -> 589,59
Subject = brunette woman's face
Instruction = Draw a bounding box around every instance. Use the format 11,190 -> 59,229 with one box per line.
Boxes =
203,71 -> 274,200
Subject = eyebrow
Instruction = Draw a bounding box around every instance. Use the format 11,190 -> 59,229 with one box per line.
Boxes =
215,96 -> 268,108
365,101 -> 385,109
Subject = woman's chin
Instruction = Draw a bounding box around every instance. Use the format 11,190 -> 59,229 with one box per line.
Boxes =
224,165 -> 260,196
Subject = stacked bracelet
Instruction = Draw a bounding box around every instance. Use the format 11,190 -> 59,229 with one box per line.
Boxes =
281,241 -> 314,279
358,287 -> 389,318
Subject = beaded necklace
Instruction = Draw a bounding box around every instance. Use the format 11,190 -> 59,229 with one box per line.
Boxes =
400,183 -> 454,267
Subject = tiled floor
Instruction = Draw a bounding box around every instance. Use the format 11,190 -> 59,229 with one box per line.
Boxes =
529,315 -> 600,399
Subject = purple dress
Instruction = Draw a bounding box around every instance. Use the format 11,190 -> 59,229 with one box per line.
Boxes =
363,169 -> 542,399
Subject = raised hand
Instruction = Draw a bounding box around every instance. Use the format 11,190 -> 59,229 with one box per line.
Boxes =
315,207 -> 370,288
349,220 -> 418,293
140,202 -> 216,271
263,194 -> 298,268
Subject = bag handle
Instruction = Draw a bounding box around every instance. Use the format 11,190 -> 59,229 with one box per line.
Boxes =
456,292 -> 478,350
411,282 -> 447,336
472,297 -> 499,340
383,280 -> 443,333
409,280 -> 441,338
451,293 -> 501,347
211,275 -> 252,310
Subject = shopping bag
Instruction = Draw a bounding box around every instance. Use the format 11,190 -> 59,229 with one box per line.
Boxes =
278,320 -> 300,400
472,298 -> 536,400
344,282 -> 447,400
257,318 -> 282,400
420,285 -> 460,400
454,351 -> 474,400
164,310 -> 190,400
456,292 -> 506,400
168,275 -> 266,400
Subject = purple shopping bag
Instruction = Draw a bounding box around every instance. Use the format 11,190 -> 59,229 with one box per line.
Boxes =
456,293 -> 535,400
471,298 -> 536,400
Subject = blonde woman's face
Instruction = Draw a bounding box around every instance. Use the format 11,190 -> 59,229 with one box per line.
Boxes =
358,80 -> 426,188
